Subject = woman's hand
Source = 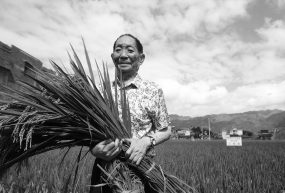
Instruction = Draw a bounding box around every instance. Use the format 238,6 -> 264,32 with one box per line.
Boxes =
124,137 -> 151,165
91,138 -> 121,161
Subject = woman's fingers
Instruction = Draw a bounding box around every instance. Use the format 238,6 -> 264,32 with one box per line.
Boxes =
125,139 -> 134,156
90,139 -> 122,161
102,142 -> 115,152
114,138 -> 120,148
127,148 -> 144,164
132,153 -> 144,165
136,156 -> 144,165
110,147 -> 121,158
107,143 -> 121,157
103,138 -> 120,152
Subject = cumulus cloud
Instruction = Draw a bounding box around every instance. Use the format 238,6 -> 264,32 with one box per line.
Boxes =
266,0 -> 285,9
1,0 -> 285,116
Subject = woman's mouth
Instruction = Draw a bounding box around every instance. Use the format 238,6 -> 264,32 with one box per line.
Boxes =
118,63 -> 131,67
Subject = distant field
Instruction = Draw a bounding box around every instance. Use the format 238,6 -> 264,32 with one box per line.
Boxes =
1,140 -> 285,193
156,140 -> 285,193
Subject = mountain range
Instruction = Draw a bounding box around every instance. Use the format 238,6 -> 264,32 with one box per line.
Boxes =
170,109 -> 285,134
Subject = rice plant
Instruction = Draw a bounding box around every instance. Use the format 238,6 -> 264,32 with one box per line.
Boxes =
0,40 -> 195,193
0,140 -> 284,193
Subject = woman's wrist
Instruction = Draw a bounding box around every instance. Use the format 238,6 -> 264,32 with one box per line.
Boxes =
143,135 -> 156,148
148,135 -> 156,147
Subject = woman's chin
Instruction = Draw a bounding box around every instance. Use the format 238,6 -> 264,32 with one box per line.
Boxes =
118,65 -> 132,71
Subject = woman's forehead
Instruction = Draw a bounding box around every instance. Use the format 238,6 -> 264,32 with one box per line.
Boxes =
115,35 -> 137,47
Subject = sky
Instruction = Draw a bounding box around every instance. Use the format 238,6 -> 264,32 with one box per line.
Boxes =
1,0 -> 285,117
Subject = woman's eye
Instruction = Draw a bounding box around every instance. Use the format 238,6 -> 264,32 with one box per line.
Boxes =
115,48 -> 121,52
128,49 -> 134,53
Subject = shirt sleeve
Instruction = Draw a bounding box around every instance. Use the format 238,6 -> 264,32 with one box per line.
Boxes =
154,88 -> 170,130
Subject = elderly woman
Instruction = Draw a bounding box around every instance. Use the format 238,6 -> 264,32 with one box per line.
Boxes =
90,34 -> 171,193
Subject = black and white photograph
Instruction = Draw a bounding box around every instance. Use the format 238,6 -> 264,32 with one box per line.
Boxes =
0,0 -> 285,192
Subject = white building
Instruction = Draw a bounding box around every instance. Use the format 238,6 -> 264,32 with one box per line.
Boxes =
230,128 -> 243,136
176,128 -> 192,138
222,128 -> 243,139
222,130 -> 230,139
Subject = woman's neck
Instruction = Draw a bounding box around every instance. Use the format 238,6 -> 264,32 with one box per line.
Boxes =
117,71 -> 137,83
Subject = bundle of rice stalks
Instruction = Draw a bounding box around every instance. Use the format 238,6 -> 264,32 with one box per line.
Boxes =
0,41 -> 196,193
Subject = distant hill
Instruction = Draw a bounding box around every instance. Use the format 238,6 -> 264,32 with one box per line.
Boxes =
170,109 -> 285,134
170,114 -> 192,121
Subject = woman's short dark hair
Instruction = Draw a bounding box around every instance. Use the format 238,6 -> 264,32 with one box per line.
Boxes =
113,34 -> 143,53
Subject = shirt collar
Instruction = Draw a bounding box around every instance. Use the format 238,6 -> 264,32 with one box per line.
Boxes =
113,74 -> 142,89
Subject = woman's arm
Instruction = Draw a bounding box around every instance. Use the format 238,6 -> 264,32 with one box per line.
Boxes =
125,126 -> 172,165
147,125 -> 172,146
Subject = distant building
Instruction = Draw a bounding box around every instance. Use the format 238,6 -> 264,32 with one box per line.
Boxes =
222,130 -> 230,139
0,41 -> 42,101
257,130 -> 273,140
172,128 -> 192,139
230,128 -> 243,136
222,128 -> 243,139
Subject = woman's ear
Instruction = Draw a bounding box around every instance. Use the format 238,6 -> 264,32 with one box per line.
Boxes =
139,53 -> 145,65
111,53 -> 115,62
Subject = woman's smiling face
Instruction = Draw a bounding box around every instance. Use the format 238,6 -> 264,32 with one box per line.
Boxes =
111,35 -> 144,74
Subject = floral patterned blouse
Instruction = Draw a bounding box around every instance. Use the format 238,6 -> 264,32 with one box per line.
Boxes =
112,74 -> 170,139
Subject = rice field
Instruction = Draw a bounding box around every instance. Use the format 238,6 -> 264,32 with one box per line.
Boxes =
0,140 -> 285,193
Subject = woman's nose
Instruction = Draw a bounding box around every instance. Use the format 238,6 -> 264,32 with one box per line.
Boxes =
120,50 -> 128,58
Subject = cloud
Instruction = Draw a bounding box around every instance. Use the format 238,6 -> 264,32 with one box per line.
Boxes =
158,79 -> 285,116
1,0 -> 285,116
226,81 -> 285,112
257,18 -> 285,48
266,0 -> 285,9
151,17 -> 285,116
0,0 -> 128,65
